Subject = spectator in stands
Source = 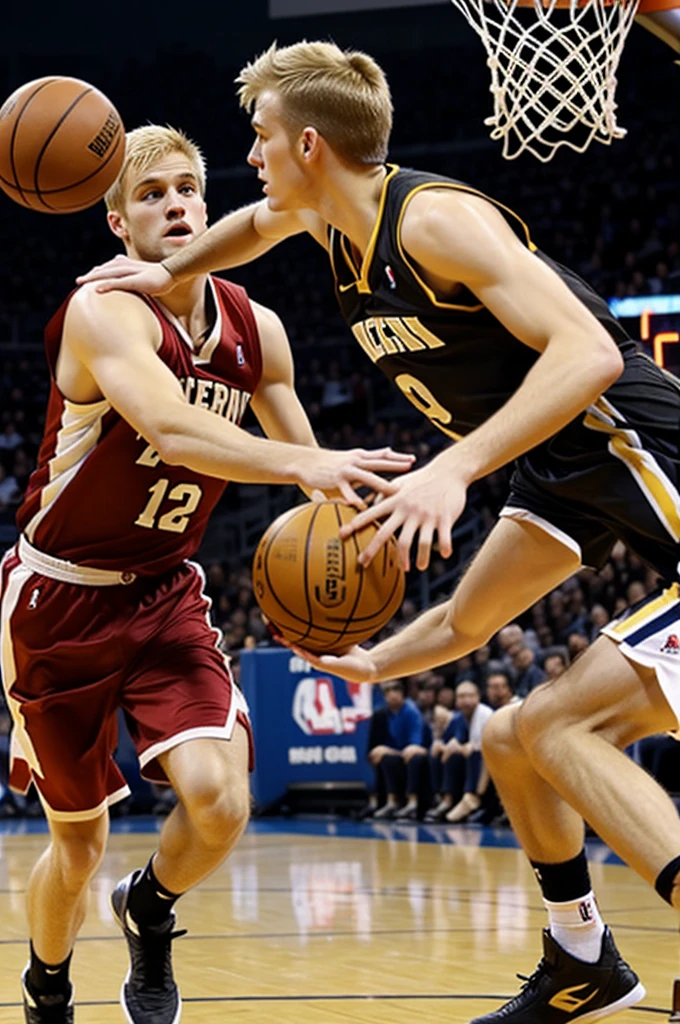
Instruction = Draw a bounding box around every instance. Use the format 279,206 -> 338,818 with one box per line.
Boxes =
567,631 -> 590,661
588,603 -> 610,640
511,646 -> 547,697
497,624 -> 525,676
544,651 -> 569,680
368,680 -> 429,820
437,684 -> 456,710
425,680 -> 493,823
486,670 -> 520,710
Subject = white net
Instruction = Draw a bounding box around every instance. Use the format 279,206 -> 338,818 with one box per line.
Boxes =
450,0 -> 640,161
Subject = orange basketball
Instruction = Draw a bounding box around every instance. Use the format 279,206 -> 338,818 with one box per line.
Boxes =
0,77 -> 124,213
252,501 -> 405,655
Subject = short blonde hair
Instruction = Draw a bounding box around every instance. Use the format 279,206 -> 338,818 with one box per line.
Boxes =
105,125 -> 206,211
236,41 -> 392,166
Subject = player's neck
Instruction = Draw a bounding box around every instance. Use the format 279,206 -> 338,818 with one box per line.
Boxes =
154,273 -> 212,341
316,163 -> 388,260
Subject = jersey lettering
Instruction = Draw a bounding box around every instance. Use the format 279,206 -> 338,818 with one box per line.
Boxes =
394,373 -> 462,440
351,315 -> 445,365
182,375 -> 251,423
135,479 -> 203,534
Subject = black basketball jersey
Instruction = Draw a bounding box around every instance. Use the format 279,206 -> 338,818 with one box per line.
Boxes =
329,164 -> 637,439
328,165 -> 680,582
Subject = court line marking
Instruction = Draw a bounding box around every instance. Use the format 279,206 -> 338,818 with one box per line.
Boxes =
0,993 -> 670,1013
1,920 -> 678,946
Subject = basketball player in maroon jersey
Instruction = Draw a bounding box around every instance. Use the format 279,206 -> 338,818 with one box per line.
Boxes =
79,43 -> 680,1024
0,124 -> 413,1024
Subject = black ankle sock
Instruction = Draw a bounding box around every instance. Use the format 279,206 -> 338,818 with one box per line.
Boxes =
27,942 -> 72,998
128,857 -> 182,927
530,849 -> 591,903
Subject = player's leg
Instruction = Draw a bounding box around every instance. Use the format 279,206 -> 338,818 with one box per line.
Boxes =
112,562 -> 253,1024
23,813 -> 108,1018
110,731 -> 250,1024
474,615 -> 680,1024
0,556 -> 130,1024
147,728 -> 251,895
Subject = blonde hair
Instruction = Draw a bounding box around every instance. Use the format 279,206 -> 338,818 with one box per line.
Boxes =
236,41 -> 392,166
105,125 -> 206,211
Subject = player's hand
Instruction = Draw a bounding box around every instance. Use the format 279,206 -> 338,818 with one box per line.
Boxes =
76,255 -> 174,295
288,642 -> 379,684
294,447 -> 415,511
339,460 -> 467,570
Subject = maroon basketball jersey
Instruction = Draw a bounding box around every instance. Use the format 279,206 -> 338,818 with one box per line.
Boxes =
16,278 -> 263,575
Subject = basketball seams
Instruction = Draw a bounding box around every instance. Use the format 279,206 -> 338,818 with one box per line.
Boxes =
260,504 -> 315,634
33,87 -> 93,208
7,78 -> 57,206
0,77 -> 125,213
254,500 -> 404,653
329,502 -> 365,651
299,502 -> 323,647
0,129 -> 122,198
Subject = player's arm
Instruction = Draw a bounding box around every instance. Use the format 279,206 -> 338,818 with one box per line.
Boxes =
76,202 -> 328,294
401,188 -> 624,483
63,287 -> 412,502
248,302 -> 318,449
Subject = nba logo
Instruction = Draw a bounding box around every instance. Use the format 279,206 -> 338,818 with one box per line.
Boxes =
661,634 -> 680,654
385,265 -> 397,290
236,343 -> 245,366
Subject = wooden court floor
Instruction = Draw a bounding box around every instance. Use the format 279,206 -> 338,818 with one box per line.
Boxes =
0,820 -> 676,1023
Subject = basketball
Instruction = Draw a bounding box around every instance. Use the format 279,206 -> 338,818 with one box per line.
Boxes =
252,500 -> 405,655
0,77 -> 124,213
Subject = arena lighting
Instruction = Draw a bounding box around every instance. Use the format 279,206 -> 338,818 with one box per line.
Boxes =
608,294 -> 680,371
609,294 -> 680,317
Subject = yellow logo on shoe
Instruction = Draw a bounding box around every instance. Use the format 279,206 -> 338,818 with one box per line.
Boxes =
549,985 -> 600,1013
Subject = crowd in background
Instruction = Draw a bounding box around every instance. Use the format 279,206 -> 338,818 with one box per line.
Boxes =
1,30 -> 679,820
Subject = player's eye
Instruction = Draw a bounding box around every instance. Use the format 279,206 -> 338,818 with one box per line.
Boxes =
180,184 -> 196,195
141,189 -> 161,201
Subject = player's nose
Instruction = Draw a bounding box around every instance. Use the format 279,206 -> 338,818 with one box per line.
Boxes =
165,190 -> 186,216
247,142 -> 261,167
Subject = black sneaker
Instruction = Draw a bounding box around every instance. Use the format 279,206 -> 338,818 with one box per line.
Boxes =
111,870 -> 186,1024
470,928 -> 645,1024
21,968 -> 74,1023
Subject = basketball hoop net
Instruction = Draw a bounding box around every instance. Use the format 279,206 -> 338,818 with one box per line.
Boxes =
450,0 -> 640,161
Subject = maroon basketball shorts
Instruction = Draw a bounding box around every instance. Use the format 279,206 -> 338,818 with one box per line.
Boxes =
0,537 -> 253,822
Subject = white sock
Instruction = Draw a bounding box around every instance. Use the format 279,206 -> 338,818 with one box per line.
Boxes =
544,891 -> 605,963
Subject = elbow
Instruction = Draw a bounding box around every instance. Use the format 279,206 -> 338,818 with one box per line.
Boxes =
597,342 -> 625,389
145,420 -> 185,466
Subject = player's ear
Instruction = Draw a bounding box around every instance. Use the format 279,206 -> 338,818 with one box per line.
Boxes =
107,209 -> 129,242
300,127 -> 321,161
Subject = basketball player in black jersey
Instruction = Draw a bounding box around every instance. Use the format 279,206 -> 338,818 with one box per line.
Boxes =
80,41 -> 680,1024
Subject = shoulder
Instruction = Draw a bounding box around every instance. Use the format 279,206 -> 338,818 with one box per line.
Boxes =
63,284 -> 161,351
249,299 -> 286,339
401,187 -> 508,256
66,283 -> 158,330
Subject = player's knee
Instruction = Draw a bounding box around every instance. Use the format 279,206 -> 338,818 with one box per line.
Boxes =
515,689 -> 567,768
184,781 -> 250,850
481,705 -> 521,768
53,826 -> 107,889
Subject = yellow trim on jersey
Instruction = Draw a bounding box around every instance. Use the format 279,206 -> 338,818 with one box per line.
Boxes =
583,399 -> 680,543
337,163 -> 401,296
394,181 -> 538,312
609,582 -> 680,638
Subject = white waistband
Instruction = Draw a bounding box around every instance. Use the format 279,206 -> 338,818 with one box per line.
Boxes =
17,536 -> 137,587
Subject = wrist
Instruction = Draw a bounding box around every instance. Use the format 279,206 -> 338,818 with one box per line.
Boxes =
435,442 -> 481,485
